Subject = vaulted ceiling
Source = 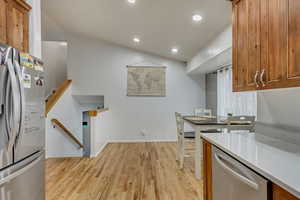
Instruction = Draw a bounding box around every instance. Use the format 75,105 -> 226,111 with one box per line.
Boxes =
42,0 -> 231,61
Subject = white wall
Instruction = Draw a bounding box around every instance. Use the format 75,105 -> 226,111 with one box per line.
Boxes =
46,85 -> 83,158
90,111 -> 110,157
41,13 -> 66,42
26,0 -> 42,58
187,25 -> 232,74
42,41 -> 67,96
256,87 -> 300,144
257,88 -> 300,126
67,33 -> 205,142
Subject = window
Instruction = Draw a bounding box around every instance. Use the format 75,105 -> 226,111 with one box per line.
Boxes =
217,67 -> 257,116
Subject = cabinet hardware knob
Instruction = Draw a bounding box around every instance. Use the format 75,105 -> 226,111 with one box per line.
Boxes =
254,71 -> 260,88
260,69 -> 266,87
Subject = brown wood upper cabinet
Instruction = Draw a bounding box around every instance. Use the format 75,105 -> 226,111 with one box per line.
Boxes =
0,0 -> 7,44
232,0 -> 300,91
273,184 -> 300,200
233,0 -> 261,91
0,0 -> 31,52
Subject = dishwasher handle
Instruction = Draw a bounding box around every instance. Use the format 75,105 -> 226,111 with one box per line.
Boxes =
214,153 -> 259,190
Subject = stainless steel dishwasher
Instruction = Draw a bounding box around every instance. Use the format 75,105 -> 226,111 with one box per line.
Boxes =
212,146 -> 269,200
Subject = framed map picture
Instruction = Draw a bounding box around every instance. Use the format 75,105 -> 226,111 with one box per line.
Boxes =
127,66 -> 166,97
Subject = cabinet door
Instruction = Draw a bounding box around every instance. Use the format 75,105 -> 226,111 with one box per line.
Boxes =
6,0 -> 30,52
273,184 -> 300,200
287,0 -> 300,86
261,0 -> 300,89
0,0 -> 7,44
203,140 -> 212,200
260,0 -> 288,89
232,0 -> 261,92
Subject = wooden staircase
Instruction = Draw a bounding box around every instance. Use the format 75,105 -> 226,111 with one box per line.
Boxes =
45,80 -> 72,116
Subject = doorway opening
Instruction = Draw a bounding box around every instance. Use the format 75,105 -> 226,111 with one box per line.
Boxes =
82,111 -> 91,157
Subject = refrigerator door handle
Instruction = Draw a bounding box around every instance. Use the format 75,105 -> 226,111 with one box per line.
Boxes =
4,47 -> 21,151
12,49 -> 25,148
0,152 -> 43,187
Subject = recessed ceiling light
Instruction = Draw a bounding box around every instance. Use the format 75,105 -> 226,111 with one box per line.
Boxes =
171,48 -> 179,54
133,37 -> 140,43
192,14 -> 203,22
128,0 -> 136,4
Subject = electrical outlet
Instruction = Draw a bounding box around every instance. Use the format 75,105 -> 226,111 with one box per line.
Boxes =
140,129 -> 146,136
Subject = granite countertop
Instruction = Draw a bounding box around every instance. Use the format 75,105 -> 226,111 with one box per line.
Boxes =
201,132 -> 300,198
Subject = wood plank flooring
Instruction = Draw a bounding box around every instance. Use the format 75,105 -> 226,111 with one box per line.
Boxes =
46,142 -> 203,200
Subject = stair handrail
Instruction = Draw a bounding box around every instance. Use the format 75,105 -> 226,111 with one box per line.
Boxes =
45,80 -> 72,116
51,118 -> 84,149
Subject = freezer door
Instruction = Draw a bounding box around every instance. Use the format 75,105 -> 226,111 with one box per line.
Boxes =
0,45 -> 11,170
0,44 -> 19,170
0,151 -> 45,200
13,52 -> 45,163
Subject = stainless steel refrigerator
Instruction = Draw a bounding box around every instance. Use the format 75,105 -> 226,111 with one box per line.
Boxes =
0,43 -> 45,200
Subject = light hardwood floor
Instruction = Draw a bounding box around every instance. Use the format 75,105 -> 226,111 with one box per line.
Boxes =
46,142 -> 203,200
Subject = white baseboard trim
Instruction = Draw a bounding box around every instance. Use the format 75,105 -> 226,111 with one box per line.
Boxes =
46,140 -> 177,159
46,153 -> 83,159
91,141 -> 109,158
107,139 -> 177,143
